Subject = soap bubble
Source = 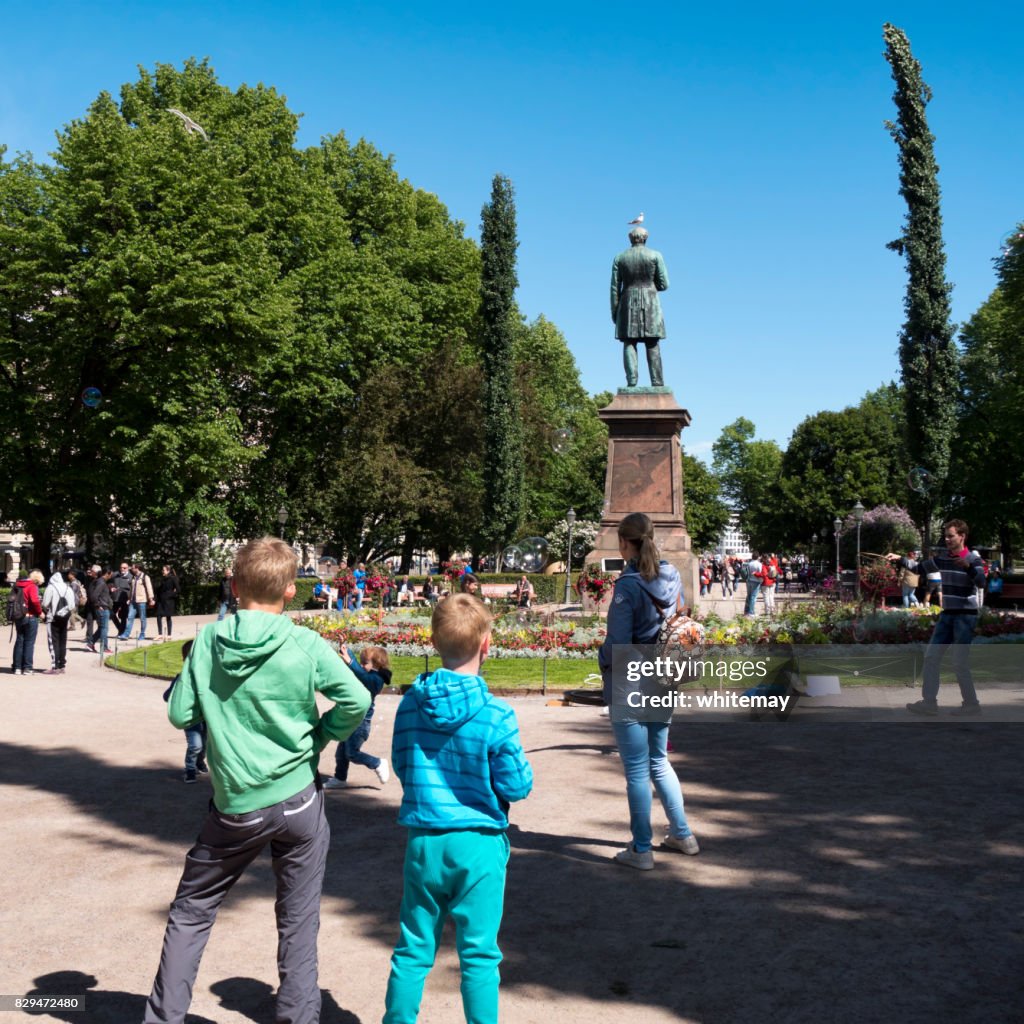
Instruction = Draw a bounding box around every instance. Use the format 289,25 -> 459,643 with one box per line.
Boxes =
502,545 -> 523,570
519,537 -> 550,573
81,387 -> 103,409
1000,229 -> 1023,255
907,467 -> 932,494
551,427 -> 573,454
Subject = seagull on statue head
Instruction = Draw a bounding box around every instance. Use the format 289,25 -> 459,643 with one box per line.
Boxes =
627,212 -> 644,225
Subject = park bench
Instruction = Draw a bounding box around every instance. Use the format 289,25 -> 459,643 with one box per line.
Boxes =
481,583 -> 519,606
990,583 -> 1024,607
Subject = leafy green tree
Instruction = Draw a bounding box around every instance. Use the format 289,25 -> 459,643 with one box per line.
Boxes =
710,418 -> 784,550
776,385 -> 909,547
479,174 -> 524,556
321,340 -> 485,568
681,453 -> 730,552
514,316 -> 607,531
0,70 -> 289,566
883,23 -> 959,543
949,284 -> 1024,565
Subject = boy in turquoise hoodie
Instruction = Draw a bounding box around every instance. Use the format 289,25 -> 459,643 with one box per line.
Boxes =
383,594 -> 533,1024
142,537 -> 370,1024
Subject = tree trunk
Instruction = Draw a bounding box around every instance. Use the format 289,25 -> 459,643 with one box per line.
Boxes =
30,523 -> 55,574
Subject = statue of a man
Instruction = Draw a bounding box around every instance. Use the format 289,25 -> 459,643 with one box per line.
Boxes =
610,226 -> 669,387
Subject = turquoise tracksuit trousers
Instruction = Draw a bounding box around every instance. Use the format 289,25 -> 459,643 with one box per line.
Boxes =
383,828 -> 510,1024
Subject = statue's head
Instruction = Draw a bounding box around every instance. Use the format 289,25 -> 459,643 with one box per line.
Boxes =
628,226 -> 649,245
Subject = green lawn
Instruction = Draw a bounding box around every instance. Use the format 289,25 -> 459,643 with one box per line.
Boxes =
108,642 -> 601,691
109,640 -> 1022,691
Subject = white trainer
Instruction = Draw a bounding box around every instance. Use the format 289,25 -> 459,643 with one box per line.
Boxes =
375,759 -> 391,785
613,846 -> 654,871
663,834 -> 700,855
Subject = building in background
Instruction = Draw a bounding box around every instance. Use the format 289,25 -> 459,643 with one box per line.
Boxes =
715,510 -> 750,560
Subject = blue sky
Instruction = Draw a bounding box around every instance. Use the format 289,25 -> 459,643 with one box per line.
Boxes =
4,2 -> 1021,461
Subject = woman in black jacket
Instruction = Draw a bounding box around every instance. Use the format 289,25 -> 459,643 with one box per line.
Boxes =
154,565 -> 180,641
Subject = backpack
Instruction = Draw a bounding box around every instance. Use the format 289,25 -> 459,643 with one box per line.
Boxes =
643,590 -> 706,689
73,580 -> 87,607
737,562 -> 749,582
6,585 -> 27,623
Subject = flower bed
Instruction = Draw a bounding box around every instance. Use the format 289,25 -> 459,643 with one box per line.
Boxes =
298,614 -> 605,659
296,602 -> 1024,661
699,602 -> 1024,646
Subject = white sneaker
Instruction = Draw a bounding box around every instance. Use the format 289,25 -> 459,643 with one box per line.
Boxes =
663,834 -> 700,855
323,777 -> 348,789
613,846 -> 654,871
374,759 -> 390,785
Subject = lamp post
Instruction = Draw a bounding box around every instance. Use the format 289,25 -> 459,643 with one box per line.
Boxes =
277,505 -> 288,540
852,500 -> 865,598
833,516 -> 842,584
564,508 -> 576,604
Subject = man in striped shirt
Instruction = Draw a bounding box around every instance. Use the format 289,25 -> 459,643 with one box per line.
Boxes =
888,520 -> 987,716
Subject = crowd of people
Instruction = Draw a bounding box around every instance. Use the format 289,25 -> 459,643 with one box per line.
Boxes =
6,562 -> 181,674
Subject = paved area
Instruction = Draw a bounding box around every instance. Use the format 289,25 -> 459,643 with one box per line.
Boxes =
2,614 -> 1023,1023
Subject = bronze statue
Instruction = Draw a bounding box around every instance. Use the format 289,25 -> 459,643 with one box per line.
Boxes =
610,226 -> 669,387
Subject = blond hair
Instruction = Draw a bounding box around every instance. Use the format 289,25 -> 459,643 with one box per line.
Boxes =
232,537 -> 297,604
431,593 -> 492,663
29,569 -> 45,585
361,645 -> 390,671
617,512 -> 661,581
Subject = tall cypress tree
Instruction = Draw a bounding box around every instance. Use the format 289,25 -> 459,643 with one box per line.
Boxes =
479,174 -> 524,556
883,23 -> 958,543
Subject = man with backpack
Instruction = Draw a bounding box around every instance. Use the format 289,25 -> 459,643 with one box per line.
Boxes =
9,569 -> 43,675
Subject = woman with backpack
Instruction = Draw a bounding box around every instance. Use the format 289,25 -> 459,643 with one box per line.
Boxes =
597,512 -> 699,871
9,569 -> 43,675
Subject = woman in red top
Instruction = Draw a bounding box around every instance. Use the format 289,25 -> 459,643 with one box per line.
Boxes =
10,569 -> 43,674
757,555 -> 778,615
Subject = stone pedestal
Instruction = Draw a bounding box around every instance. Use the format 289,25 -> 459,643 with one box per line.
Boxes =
586,387 -> 700,608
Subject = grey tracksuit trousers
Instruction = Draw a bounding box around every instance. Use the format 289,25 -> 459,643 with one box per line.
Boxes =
143,779 -> 329,1024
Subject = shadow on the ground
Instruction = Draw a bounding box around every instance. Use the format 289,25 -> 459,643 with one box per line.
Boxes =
208,978 -> 361,1024
4,718 -> 1024,1023
24,971 -> 214,1024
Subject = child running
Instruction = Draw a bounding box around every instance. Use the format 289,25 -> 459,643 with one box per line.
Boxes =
162,638 -> 209,783
382,593 -> 533,1024
324,644 -> 392,788
142,537 -> 370,1024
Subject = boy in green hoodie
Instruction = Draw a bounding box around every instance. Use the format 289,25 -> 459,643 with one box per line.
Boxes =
142,537 -> 370,1024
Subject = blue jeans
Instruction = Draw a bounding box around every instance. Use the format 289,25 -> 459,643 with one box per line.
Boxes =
902,584 -> 920,607
922,612 -> 978,705
88,608 -> 111,650
353,588 -> 365,610
611,719 -> 692,853
333,717 -> 379,779
13,616 -> 40,672
744,580 -> 762,616
185,723 -> 206,772
122,601 -> 148,638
